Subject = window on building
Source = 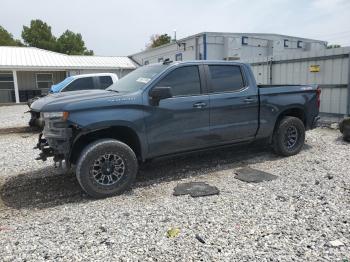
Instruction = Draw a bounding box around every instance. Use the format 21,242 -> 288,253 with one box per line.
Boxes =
144,60 -> 149,65
242,36 -> 248,45
297,41 -> 303,48
158,58 -> 164,63
62,77 -> 95,92
209,65 -> 245,93
36,73 -> 53,89
0,72 -> 14,89
99,76 -> 113,89
284,39 -> 289,47
175,53 -> 183,61
155,66 -> 201,97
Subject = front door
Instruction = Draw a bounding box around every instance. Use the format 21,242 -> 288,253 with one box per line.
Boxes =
145,65 -> 210,157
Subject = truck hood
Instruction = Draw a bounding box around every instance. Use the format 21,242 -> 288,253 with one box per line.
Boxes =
30,90 -> 130,112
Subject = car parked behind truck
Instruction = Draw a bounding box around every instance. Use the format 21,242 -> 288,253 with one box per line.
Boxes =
28,73 -> 118,127
31,60 -> 321,198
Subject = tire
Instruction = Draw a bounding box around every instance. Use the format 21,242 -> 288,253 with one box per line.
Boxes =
76,139 -> 138,198
28,116 -> 36,127
339,120 -> 344,134
272,116 -> 305,157
28,112 -> 37,127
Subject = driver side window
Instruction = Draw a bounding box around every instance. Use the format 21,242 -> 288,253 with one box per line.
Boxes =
156,66 -> 201,97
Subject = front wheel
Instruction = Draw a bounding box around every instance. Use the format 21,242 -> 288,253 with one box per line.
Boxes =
76,139 -> 138,198
272,116 -> 305,156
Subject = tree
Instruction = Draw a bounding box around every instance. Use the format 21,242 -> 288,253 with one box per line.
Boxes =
0,26 -> 23,46
83,49 -> 94,55
21,19 -> 94,55
327,44 -> 341,49
22,19 -> 57,51
57,30 -> 93,55
147,34 -> 171,49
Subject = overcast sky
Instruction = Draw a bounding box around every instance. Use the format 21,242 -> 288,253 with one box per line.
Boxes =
2,0 -> 350,56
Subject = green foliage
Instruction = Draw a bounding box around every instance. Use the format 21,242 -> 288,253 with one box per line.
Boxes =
57,30 -> 93,55
0,19 -> 96,55
21,20 -> 57,51
327,44 -> 341,49
83,49 -> 94,56
148,34 -> 171,49
0,26 -> 23,46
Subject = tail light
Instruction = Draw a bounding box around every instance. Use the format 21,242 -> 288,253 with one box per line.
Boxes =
316,87 -> 321,109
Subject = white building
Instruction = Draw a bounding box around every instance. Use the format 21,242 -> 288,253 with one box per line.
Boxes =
130,32 -> 327,65
0,46 -> 137,103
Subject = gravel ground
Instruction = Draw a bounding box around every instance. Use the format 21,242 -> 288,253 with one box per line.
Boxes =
0,128 -> 349,261
0,105 -> 30,129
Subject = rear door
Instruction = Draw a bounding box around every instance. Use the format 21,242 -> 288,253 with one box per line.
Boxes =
206,64 -> 259,142
145,65 -> 210,157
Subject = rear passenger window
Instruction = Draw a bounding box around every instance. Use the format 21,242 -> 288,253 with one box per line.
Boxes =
63,77 -> 94,92
156,66 -> 201,96
99,76 -> 113,89
209,65 -> 245,93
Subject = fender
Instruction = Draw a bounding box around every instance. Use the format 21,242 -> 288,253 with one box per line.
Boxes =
70,120 -> 148,162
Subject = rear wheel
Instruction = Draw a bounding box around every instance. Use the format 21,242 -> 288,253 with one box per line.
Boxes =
272,116 -> 305,156
76,139 -> 138,198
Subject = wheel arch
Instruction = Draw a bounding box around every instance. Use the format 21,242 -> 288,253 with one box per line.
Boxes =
70,125 -> 144,165
275,107 -> 306,129
269,107 -> 306,143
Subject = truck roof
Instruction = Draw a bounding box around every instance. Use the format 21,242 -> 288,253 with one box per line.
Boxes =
153,60 -> 247,67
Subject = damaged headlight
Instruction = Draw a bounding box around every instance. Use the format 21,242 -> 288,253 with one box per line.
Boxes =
43,111 -> 69,121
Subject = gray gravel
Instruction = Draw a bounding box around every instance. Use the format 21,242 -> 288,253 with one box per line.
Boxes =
0,105 -> 30,129
0,128 -> 349,261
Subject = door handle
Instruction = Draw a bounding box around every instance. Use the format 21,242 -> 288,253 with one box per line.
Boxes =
193,102 -> 207,108
244,98 -> 255,103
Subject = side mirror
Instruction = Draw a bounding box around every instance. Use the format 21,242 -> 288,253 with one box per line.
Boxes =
149,86 -> 172,101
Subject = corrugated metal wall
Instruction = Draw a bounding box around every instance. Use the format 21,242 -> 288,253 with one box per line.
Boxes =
243,47 -> 350,115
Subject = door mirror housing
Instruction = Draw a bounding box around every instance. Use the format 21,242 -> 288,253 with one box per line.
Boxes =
149,86 -> 172,101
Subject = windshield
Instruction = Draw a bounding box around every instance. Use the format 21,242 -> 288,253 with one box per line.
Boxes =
50,76 -> 74,93
107,64 -> 169,93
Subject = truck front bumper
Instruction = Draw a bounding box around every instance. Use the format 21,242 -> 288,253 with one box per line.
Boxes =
35,118 -> 73,162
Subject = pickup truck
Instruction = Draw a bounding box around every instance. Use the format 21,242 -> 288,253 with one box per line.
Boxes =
31,61 -> 320,198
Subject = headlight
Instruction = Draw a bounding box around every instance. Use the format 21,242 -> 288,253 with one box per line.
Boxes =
43,112 -> 69,121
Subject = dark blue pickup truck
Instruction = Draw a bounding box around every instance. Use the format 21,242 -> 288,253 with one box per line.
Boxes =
31,61 -> 321,198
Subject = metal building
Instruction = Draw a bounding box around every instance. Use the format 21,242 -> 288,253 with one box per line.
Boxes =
130,32 -> 327,65
0,46 -> 137,104
242,47 -> 350,116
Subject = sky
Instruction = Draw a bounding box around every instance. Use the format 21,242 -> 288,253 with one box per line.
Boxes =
1,0 -> 350,56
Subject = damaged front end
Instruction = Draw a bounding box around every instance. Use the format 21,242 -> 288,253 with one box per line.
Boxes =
35,112 -> 74,167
